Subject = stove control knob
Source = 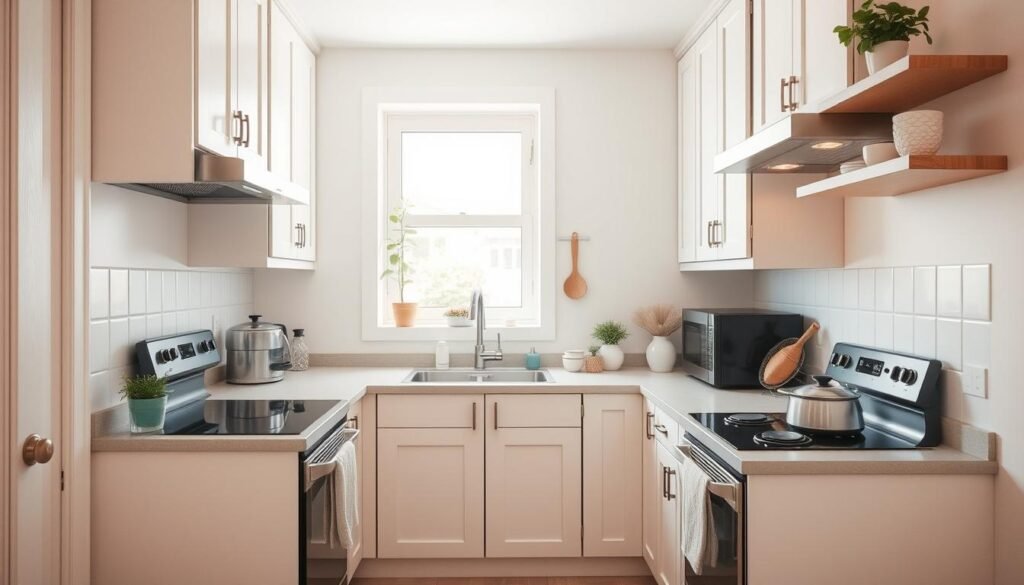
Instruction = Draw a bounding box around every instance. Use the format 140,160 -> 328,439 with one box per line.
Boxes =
157,349 -> 171,363
169,347 -> 179,360
890,366 -> 903,382
829,352 -> 842,366
899,368 -> 917,385
197,341 -> 208,353
208,339 -> 216,350
834,353 -> 852,368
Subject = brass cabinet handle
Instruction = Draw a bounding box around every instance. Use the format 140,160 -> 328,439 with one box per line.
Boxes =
472,402 -> 477,430
22,434 -> 54,466
241,113 -> 251,148
788,75 -> 799,111
646,412 -> 655,439
666,468 -> 677,500
706,221 -> 714,247
494,402 -> 499,430
780,77 -> 790,112
713,220 -> 723,247
232,110 -> 243,145
653,423 -> 669,435
295,223 -> 303,247
347,415 -> 359,430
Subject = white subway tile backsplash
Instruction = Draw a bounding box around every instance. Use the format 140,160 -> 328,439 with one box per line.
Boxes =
109,318 -> 131,368
936,265 -> 962,318
176,272 -> 189,311
146,270 -> 162,313
829,269 -> 844,308
936,318 -> 962,371
875,268 -> 894,313
893,267 -> 914,313
858,311 -> 875,346
89,320 -> 109,373
913,316 -> 936,358
90,268 -> 109,319
858,269 -> 875,310
110,269 -> 129,317
128,316 -> 146,357
843,270 -> 859,309
815,271 -> 829,307
146,314 -> 162,338
875,313 -> 894,350
893,314 -> 914,353
188,272 -> 201,309
129,269 -> 147,315
913,266 -> 936,315
162,271 -> 177,311
942,370 -> 964,421
963,321 -> 991,369
962,265 -> 991,320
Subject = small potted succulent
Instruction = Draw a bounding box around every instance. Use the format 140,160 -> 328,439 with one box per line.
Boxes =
584,346 -> 604,374
634,305 -> 682,373
380,204 -> 417,327
444,307 -> 472,327
120,374 -> 169,434
834,0 -> 932,74
592,320 -> 629,371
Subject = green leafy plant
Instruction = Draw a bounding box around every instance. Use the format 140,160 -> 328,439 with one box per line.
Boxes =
119,375 -> 168,401
588,345 -> 601,356
379,205 -> 415,303
834,0 -> 932,54
592,321 -> 629,346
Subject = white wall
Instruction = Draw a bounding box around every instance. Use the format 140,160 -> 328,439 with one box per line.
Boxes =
253,49 -> 753,355
89,184 -> 254,411
756,1 -> 1024,582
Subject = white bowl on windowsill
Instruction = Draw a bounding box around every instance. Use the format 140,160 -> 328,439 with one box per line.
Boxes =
445,316 -> 472,327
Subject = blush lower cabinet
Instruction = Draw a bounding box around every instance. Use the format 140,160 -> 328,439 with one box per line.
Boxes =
376,395 -> 485,558
485,394 -> 583,557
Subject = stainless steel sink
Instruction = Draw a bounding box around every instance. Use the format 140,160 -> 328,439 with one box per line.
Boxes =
403,368 -> 553,384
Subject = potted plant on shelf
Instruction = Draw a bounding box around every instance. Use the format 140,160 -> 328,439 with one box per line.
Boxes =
380,205 -> 417,327
120,374 -> 169,434
584,346 -> 604,373
444,307 -> 472,327
633,305 -> 682,373
592,320 -> 629,371
834,0 -> 932,74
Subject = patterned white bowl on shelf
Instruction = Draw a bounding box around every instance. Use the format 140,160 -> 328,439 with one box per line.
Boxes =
893,110 -> 943,156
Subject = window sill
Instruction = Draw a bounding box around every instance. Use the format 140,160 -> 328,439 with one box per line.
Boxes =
362,323 -> 554,342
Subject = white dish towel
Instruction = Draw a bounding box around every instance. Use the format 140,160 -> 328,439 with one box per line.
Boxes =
681,456 -> 718,575
326,440 -> 359,550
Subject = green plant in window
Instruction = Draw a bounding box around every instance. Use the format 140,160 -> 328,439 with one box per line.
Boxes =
834,0 -> 932,54
380,204 -> 415,302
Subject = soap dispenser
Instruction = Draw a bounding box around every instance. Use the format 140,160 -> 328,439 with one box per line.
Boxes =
525,347 -> 541,370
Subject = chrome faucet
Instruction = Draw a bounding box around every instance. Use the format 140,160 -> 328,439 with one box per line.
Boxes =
470,289 -> 503,370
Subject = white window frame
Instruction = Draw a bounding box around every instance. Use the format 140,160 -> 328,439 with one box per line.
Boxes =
361,87 -> 556,341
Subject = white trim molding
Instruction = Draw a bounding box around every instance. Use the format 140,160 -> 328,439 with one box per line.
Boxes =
361,86 -> 557,342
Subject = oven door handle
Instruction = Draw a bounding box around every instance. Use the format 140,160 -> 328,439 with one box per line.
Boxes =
678,439 -> 740,511
304,426 -> 359,489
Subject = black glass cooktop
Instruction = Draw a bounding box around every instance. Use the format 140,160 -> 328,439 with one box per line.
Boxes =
167,399 -> 343,436
690,412 -> 921,450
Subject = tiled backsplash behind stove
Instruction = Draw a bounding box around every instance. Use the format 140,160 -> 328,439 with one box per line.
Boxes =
88,267 -> 254,412
754,265 -> 992,429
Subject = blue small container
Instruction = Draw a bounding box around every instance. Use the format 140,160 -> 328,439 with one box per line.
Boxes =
525,347 -> 541,370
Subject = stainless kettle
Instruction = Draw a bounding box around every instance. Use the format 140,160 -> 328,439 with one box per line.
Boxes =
225,315 -> 292,384
776,375 -> 864,434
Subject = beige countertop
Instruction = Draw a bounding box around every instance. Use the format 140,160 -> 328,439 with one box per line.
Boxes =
92,366 -> 998,475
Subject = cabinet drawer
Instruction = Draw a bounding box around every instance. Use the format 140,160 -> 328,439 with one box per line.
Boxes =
377,395 -> 481,429
490,394 -> 582,428
653,406 -> 679,446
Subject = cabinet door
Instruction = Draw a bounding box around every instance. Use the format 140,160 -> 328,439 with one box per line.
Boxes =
677,53 -> 698,264
801,0 -> 854,108
269,0 -> 293,179
195,0 -> 237,156
234,0 -> 269,171
753,0 -> 795,130
377,426 -> 484,558
654,442 -> 680,585
716,0 -> 752,261
290,40 -> 316,260
582,395 -> 642,557
486,397 -> 582,558
694,25 -> 720,262
345,403 -> 363,584
641,401 -> 660,571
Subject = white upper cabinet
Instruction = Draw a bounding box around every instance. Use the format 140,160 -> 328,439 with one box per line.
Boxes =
195,0 -> 236,157
234,0 -> 270,171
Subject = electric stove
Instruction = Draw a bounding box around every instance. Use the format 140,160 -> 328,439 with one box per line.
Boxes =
690,412 -> 920,450
167,399 -> 345,436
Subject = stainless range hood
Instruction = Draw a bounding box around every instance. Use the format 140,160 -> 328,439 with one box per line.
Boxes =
713,114 -> 894,174
112,151 -> 309,205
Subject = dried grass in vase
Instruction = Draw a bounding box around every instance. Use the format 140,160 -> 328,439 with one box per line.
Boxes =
633,305 -> 682,337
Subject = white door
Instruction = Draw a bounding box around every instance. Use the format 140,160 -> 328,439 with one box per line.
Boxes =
677,52 -> 698,264
753,0 -> 795,130
234,0 -> 269,171
641,402 -> 660,571
654,442 -> 680,585
716,0 -> 752,261
4,1 -> 64,583
195,0 -> 237,156
582,394 -> 642,557
694,25 -> 720,262
377,427 -> 484,558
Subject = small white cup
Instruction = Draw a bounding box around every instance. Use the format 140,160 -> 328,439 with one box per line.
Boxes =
562,356 -> 585,372
862,142 -> 899,166
563,349 -> 585,359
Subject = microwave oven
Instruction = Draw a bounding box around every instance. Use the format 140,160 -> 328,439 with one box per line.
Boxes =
681,309 -> 804,388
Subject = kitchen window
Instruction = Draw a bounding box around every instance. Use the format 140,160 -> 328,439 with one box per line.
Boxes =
362,88 -> 556,340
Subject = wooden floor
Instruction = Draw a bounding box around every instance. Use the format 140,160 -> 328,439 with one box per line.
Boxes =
351,578 -> 656,585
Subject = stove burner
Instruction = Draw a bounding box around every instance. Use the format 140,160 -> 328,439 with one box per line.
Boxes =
754,429 -> 813,447
725,413 -> 772,427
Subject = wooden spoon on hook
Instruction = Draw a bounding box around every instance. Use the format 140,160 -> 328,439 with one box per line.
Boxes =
563,232 -> 588,299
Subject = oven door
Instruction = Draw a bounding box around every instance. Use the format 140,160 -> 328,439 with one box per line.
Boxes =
678,437 -> 744,585
303,422 -> 360,585
681,311 -> 714,384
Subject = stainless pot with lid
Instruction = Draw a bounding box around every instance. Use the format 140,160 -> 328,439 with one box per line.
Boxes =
776,374 -> 864,434
226,315 -> 292,384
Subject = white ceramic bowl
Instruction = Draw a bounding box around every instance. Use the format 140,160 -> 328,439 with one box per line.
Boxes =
893,110 -> 943,156
562,356 -> 585,372
563,349 -> 585,359
863,142 -> 899,166
839,159 -> 866,174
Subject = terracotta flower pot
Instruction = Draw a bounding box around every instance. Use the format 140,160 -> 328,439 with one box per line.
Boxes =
392,302 -> 418,327
584,355 -> 604,373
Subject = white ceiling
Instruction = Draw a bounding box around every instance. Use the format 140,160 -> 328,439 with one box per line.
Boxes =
289,0 -> 711,49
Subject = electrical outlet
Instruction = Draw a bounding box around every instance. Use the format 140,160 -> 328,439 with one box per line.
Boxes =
963,364 -> 988,398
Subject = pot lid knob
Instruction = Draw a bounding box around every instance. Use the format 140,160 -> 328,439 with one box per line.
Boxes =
249,314 -> 262,325
812,374 -> 834,387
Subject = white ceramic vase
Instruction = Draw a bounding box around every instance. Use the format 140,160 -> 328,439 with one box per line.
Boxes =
893,110 -> 944,156
597,344 -> 624,371
645,336 -> 676,373
866,40 -> 909,74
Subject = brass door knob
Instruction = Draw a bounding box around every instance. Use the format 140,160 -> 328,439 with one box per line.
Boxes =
22,434 -> 54,466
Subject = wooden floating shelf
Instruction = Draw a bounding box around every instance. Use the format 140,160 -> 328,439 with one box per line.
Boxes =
796,155 -> 1008,199
811,55 -> 1008,114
